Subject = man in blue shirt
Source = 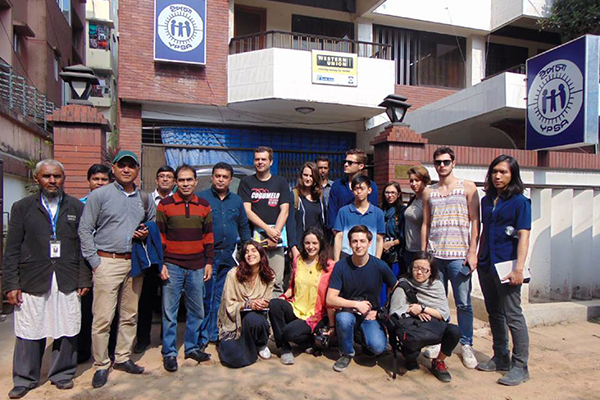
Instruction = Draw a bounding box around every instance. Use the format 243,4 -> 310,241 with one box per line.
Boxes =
80,164 -> 111,204
327,225 -> 396,373
333,175 -> 385,261
199,162 -> 251,348
327,149 -> 378,232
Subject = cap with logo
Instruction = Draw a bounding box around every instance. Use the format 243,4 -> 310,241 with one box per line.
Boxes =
112,150 -> 140,165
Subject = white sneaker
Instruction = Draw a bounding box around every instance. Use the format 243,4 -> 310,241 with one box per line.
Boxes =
423,344 -> 441,359
258,346 -> 272,360
461,344 -> 478,369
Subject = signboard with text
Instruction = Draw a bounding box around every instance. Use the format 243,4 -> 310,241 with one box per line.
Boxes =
311,50 -> 358,87
154,0 -> 207,65
526,35 -> 599,150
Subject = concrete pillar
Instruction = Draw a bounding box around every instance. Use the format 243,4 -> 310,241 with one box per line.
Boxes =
529,188 -> 552,302
466,35 -> 486,87
593,190 -> 600,298
49,104 -> 111,199
550,189 -> 573,301
355,18 -> 374,55
572,189 -> 594,300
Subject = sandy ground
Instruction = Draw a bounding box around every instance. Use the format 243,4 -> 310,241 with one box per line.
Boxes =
0,314 -> 598,400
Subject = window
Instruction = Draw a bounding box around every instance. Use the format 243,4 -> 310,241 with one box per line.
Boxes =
486,43 -> 528,77
374,25 -> 466,89
89,23 -> 111,50
12,32 -> 19,54
90,73 -> 112,98
54,56 -> 59,81
292,15 -> 354,40
56,0 -> 71,25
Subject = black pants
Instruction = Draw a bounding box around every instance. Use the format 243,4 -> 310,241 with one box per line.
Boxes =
217,311 -> 270,368
136,271 -> 162,345
13,336 -> 77,388
400,320 -> 460,362
77,289 -> 117,363
268,298 -> 313,351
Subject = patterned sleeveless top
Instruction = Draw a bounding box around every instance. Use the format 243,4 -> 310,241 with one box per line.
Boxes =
428,180 -> 470,259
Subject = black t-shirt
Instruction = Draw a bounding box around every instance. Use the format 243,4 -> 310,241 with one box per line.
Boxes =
296,196 -> 324,241
238,174 -> 291,226
328,255 -> 397,309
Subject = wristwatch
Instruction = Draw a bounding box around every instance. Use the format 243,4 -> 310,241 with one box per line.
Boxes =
421,304 -> 426,313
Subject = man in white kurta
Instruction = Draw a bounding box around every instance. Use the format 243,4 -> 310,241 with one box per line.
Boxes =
2,160 -> 91,399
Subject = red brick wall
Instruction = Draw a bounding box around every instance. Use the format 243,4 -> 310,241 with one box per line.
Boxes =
118,0 -> 229,106
118,102 -> 142,159
394,85 -> 458,111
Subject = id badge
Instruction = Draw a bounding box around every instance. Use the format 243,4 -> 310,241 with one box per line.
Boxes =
50,240 -> 61,258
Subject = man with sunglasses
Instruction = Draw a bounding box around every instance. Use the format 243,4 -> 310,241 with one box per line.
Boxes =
327,149 -> 378,234
421,146 -> 480,370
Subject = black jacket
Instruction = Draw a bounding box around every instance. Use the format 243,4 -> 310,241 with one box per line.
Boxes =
2,193 -> 92,295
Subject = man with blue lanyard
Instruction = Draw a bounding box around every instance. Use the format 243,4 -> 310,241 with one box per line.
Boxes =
198,162 -> 251,349
3,159 -> 91,399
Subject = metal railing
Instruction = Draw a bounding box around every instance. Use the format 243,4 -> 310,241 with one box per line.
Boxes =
0,60 -> 57,131
483,63 -> 526,81
229,30 -> 393,60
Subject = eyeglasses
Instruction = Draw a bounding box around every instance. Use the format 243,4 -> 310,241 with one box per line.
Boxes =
433,159 -> 452,167
413,266 -> 431,274
344,160 -> 358,166
384,191 -> 398,196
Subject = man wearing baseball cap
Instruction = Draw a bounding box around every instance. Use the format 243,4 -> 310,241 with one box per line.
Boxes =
79,150 -> 156,388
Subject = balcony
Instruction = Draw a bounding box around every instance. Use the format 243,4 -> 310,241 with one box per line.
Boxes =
228,31 -> 395,130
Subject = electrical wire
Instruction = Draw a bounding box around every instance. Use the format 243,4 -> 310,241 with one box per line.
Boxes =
0,17 -> 35,85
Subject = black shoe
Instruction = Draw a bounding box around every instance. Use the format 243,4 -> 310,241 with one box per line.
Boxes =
184,350 -> 211,363
92,369 -> 109,388
163,356 -> 178,372
405,358 -> 420,371
198,343 -> 208,352
113,360 -> 145,374
133,340 -> 150,354
333,355 -> 352,372
51,379 -> 74,390
8,386 -> 30,399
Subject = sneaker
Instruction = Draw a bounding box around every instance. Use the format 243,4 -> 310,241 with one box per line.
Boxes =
333,355 -> 352,372
258,346 -> 271,360
430,359 -> 452,383
163,356 -> 178,372
461,344 -> 478,369
280,351 -> 294,365
184,350 -> 211,363
476,355 -> 510,372
423,344 -> 441,359
498,366 -> 530,386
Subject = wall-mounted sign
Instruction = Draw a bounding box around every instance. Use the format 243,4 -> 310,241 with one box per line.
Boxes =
526,35 -> 599,150
311,50 -> 358,87
154,0 -> 206,65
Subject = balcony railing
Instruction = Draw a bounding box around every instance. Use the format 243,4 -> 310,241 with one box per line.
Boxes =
229,30 -> 393,60
483,63 -> 526,81
0,60 -> 57,131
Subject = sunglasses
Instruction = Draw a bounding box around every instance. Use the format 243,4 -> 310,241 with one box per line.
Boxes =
434,159 -> 452,167
344,160 -> 358,166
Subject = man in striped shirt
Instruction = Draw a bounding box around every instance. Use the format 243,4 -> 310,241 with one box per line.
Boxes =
157,164 -> 214,372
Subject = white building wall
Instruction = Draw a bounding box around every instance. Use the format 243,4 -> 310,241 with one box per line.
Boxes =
3,174 -> 28,228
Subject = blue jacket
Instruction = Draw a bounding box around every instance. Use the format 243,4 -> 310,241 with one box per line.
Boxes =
131,221 -> 163,277
327,176 -> 378,229
198,187 -> 251,268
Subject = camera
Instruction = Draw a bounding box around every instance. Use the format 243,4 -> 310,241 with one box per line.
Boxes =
314,326 -> 330,349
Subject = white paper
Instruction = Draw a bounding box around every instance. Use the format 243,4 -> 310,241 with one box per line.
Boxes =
494,260 -> 530,284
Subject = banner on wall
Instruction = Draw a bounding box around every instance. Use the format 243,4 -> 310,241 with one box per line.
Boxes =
526,35 -> 599,150
154,0 -> 207,65
311,50 -> 358,87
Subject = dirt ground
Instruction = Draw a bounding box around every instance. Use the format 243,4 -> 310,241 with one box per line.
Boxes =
0,315 -> 598,400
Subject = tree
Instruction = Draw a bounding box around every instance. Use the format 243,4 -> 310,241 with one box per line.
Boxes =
540,0 -> 600,41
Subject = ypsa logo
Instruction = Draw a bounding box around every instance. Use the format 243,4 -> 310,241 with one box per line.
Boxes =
527,59 -> 583,137
157,4 -> 204,52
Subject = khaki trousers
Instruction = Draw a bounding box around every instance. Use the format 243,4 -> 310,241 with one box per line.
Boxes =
267,247 -> 285,298
92,257 -> 143,369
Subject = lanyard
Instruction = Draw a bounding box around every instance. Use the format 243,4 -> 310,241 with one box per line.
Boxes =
41,195 -> 61,239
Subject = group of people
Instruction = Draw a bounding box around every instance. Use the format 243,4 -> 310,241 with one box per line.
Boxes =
2,144 -> 532,398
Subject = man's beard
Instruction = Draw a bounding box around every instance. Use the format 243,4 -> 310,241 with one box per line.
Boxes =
41,187 -> 64,199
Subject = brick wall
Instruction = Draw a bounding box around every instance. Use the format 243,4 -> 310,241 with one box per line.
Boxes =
394,85 -> 458,111
118,0 -> 229,106
118,101 -> 142,159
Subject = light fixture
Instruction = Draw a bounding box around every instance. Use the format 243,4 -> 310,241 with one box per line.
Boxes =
378,94 -> 412,124
59,64 -> 99,105
295,107 -> 315,115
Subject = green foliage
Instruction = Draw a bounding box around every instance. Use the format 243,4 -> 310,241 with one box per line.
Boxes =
540,0 -> 600,40
24,157 -> 40,194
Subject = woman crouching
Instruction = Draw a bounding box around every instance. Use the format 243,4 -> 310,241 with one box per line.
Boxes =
388,251 -> 460,382
217,241 -> 275,368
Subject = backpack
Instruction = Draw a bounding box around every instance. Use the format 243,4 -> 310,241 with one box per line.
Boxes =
140,190 -> 151,222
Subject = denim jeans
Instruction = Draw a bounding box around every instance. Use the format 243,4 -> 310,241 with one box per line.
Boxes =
200,264 -> 231,346
161,263 -> 205,358
433,258 -> 473,346
336,311 -> 387,357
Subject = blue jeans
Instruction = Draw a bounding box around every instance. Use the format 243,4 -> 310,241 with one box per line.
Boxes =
200,264 -> 231,346
336,311 -> 387,357
161,263 -> 205,358
434,258 -> 473,346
